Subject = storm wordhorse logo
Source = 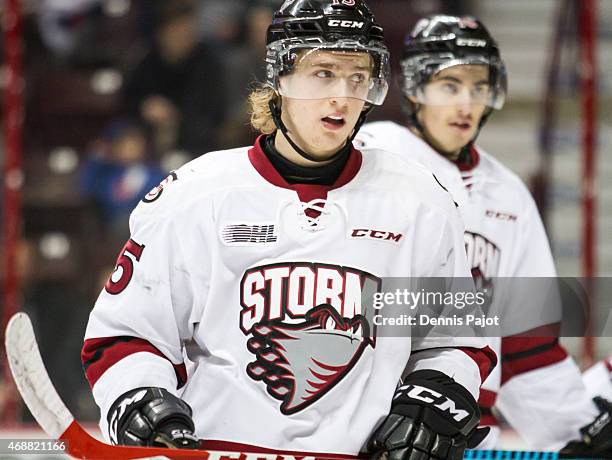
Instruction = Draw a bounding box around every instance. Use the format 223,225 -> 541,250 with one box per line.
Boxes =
464,231 -> 501,305
240,262 -> 380,414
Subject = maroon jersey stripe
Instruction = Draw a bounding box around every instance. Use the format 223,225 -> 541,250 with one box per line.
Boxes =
478,388 -> 498,409
604,358 -> 612,374
248,135 -> 363,204
478,390 -> 500,426
460,345 -> 498,383
81,336 -> 187,388
479,412 -> 500,427
500,336 -> 567,384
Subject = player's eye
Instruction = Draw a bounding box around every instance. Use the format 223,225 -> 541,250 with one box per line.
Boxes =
471,85 -> 491,103
350,73 -> 367,85
314,69 -> 333,79
441,82 -> 459,94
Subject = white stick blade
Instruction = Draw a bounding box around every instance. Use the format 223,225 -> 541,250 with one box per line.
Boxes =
5,312 -> 74,438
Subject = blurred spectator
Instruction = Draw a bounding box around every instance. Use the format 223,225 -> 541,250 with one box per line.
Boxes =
407,0 -> 475,16
34,0 -> 142,68
36,0 -> 102,59
195,0 -> 244,45
80,119 -> 166,238
217,0 -> 275,147
122,0 -> 227,156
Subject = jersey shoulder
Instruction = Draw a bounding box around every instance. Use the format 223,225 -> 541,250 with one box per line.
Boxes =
129,146 -> 254,225
357,144 -> 460,220
355,120 -> 414,153
356,124 -> 460,215
356,121 -> 444,170
475,147 -> 538,213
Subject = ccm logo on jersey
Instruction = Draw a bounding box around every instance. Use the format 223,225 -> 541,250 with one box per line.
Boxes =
485,209 -> 517,222
328,19 -> 364,28
396,384 -> 470,422
350,228 -> 403,243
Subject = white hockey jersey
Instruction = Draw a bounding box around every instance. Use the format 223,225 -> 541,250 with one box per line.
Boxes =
355,121 -> 599,450
82,136 -> 493,455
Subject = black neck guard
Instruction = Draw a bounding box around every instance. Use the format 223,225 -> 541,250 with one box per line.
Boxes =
262,134 -> 351,185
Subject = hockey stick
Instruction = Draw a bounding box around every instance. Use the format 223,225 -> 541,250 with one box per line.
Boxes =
4,312 -> 560,460
4,312 -> 361,460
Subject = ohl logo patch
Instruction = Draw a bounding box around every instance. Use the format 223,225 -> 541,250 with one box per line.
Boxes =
239,262 -> 381,414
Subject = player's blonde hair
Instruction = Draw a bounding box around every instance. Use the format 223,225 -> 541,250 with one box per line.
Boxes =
248,85 -> 278,135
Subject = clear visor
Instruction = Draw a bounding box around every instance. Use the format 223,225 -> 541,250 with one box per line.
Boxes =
408,57 -> 506,110
274,43 -> 390,105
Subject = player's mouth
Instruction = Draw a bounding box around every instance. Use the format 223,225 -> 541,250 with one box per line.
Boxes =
449,121 -> 472,133
321,114 -> 346,131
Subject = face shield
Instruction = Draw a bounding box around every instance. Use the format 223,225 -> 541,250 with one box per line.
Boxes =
267,40 -> 390,105
402,54 -> 507,110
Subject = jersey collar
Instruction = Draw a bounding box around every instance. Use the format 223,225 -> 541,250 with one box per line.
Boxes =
248,134 -> 362,202
454,144 -> 481,172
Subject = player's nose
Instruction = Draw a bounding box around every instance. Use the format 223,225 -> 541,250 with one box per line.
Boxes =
329,96 -> 350,108
456,100 -> 474,117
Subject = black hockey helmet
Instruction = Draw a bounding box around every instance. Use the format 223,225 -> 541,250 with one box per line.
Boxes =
263,0 -> 390,162
267,0 -> 384,45
265,0 -> 389,106
400,15 -> 507,116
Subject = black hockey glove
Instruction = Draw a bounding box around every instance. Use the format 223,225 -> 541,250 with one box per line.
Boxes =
107,387 -> 199,449
560,396 -> 612,459
367,370 -> 489,460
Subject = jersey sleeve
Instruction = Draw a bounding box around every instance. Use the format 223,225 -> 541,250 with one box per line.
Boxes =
510,196 -> 556,278
495,194 -> 598,449
404,347 -> 497,400
583,358 -> 612,401
496,357 -> 598,450
408,190 -> 496,398
498,196 -> 565,360
82,188 -> 211,439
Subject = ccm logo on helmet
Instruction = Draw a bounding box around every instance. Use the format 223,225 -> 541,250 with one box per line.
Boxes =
456,37 -> 487,47
328,19 -> 365,29
396,384 -> 470,422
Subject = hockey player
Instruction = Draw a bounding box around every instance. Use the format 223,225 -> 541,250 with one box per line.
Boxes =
81,2 -> 496,458
355,14 -> 612,456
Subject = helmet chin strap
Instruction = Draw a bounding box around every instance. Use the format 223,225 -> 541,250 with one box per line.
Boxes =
268,96 -> 371,164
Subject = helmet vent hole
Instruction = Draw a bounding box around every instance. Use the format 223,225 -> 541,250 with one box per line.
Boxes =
287,22 -> 321,33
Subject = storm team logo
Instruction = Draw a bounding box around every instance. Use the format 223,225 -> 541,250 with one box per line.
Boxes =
240,262 -> 380,414
247,304 -> 371,414
464,231 -> 501,304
